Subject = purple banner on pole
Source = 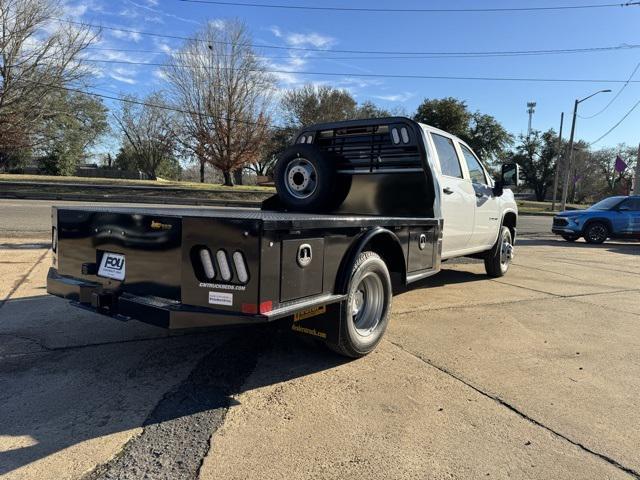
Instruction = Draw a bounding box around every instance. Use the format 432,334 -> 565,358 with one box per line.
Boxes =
615,155 -> 628,173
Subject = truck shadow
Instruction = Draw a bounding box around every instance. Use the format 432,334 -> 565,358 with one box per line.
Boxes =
0,295 -> 346,477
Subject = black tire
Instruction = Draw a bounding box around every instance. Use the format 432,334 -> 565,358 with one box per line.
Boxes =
328,251 -> 392,358
274,144 -> 336,212
484,226 -> 514,278
584,222 -> 608,244
562,234 -> 579,242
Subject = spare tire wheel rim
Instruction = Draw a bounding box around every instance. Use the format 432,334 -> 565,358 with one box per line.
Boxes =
285,158 -> 318,199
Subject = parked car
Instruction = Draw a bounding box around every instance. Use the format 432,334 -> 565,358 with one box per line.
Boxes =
552,195 -> 640,244
48,117 -> 520,358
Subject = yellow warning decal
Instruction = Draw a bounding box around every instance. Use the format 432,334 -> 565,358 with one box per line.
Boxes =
293,305 -> 326,322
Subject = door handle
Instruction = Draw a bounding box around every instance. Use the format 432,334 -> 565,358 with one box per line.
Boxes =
443,187 -> 454,195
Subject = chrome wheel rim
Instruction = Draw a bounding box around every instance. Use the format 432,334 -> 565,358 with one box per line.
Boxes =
350,272 -> 384,337
500,231 -> 513,267
588,224 -> 607,243
284,158 -> 317,199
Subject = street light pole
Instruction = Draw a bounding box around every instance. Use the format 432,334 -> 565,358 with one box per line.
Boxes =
559,89 -> 611,211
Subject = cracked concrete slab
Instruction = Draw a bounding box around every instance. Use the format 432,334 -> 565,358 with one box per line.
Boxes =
201,341 -> 630,480
386,296 -> 640,475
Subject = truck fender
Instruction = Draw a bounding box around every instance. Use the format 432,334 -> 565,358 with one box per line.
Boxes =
336,227 -> 406,294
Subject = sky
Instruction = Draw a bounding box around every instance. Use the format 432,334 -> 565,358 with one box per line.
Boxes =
60,0 -> 640,156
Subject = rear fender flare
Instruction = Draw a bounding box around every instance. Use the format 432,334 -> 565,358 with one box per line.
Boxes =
336,227 -> 406,294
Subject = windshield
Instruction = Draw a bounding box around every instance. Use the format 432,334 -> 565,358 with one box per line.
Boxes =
588,197 -> 624,210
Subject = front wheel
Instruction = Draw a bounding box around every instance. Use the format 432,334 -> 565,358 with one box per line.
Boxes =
484,226 -> 514,278
328,251 -> 392,358
584,222 -> 608,244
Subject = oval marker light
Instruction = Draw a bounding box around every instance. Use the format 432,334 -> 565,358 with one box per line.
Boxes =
233,251 -> 249,283
401,127 -> 410,143
216,250 -> 232,281
199,248 -> 215,280
391,128 -> 400,144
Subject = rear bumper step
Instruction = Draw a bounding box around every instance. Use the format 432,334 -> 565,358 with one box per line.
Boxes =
47,268 -> 346,329
47,267 -> 270,329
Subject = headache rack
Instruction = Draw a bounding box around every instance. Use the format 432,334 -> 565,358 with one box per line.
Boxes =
297,117 -> 424,173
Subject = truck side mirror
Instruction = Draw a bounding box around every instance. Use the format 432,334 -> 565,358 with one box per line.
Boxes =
501,163 -> 522,187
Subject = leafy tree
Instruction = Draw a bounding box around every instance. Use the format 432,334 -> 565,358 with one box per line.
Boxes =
37,91 -> 109,175
281,84 -> 357,127
355,101 -> 392,119
0,0 -> 97,157
413,97 -> 512,163
511,129 -> 559,201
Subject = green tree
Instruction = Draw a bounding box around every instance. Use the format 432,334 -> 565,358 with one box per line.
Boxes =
511,129 -> 559,201
37,91 -> 109,175
281,84 -> 358,127
413,97 -> 512,163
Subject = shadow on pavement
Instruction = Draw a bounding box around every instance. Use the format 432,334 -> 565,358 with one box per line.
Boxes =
517,237 -> 640,255
0,295 -> 347,477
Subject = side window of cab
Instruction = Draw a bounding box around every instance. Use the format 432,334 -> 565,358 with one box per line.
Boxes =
459,143 -> 490,186
431,133 -> 463,178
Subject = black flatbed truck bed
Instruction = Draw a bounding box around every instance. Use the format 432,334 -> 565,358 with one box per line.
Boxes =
47,204 -> 442,345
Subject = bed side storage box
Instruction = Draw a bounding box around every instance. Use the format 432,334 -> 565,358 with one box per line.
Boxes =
280,238 -> 325,302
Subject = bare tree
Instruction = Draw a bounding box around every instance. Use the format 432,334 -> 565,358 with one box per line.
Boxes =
164,20 -> 275,186
112,93 -> 177,179
0,0 -> 98,155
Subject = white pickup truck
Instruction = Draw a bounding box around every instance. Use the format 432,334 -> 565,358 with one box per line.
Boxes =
48,117 -> 520,357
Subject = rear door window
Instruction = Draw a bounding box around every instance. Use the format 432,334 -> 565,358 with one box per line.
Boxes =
431,133 -> 463,178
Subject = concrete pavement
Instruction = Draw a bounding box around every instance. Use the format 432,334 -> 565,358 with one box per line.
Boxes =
0,200 -> 638,479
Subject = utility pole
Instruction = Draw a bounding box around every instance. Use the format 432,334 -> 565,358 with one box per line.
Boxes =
527,102 -> 536,136
634,142 -> 640,195
560,100 -> 578,212
551,112 -> 564,211
560,89 -> 611,211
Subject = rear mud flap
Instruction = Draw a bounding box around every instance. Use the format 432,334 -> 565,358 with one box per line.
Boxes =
289,301 -> 344,346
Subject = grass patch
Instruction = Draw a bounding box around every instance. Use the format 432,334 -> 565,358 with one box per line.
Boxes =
517,199 -> 586,216
0,173 -> 274,192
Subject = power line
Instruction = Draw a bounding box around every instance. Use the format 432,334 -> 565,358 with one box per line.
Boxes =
578,61 -> 640,119
178,0 -> 640,13
588,98 -> 640,145
55,18 -> 640,57
71,58 -> 640,84
21,79 -> 286,130
83,44 -> 640,60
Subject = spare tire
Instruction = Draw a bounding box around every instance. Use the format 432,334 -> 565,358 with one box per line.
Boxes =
274,144 -> 337,212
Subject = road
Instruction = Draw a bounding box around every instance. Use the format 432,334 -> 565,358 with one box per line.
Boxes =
0,198 -> 553,237
1,199 -> 639,479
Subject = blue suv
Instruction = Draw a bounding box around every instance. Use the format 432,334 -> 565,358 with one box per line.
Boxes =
552,195 -> 640,244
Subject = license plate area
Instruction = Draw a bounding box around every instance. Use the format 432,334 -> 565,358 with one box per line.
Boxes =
98,251 -> 126,281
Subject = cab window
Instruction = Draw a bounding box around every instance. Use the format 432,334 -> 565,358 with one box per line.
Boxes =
431,133 -> 463,178
459,144 -> 488,185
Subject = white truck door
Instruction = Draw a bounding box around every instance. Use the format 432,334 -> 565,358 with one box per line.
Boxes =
458,143 -> 501,248
430,132 -> 475,257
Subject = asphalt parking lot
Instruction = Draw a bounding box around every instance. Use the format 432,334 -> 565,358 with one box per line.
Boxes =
0,200 -> 638,479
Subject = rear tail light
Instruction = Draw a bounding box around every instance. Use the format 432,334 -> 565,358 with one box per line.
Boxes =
216,250 -> 232,281
199,248 -> 216,280
232,251 -> 249,283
